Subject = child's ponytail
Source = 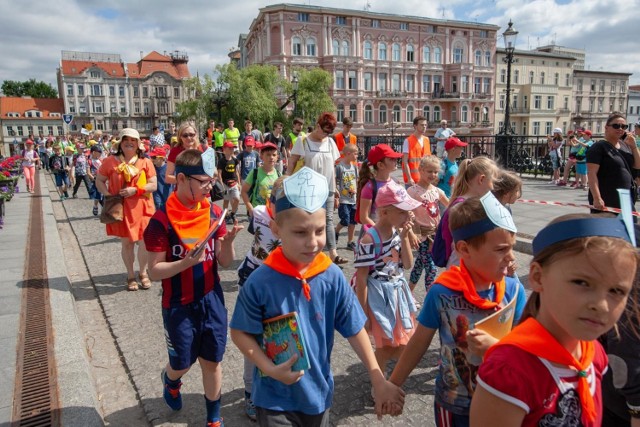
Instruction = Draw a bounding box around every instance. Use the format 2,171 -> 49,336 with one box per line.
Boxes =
356,160 -> 375,201
450,157 -> 498,200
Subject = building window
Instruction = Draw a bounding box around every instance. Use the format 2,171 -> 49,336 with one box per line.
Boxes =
533,121 -> 540,135
479,30 -> 489,38
545,122 -> 552,135
547,96 -> 554,110
69,105 -> 76,113
554,73 -> 559,85
78,85 -> 84,96
336,16 -> 346,25
599,80 -> 605,92
67,84 -> 73,96
350,104 -> 357,121
451,76 -> 457,92
17,126 -> 24,136
540,72 -> 545,85
433,106 -> 441,121
348,71 -> 357,89
133,86 -> 139,97
433,75 -> 441,94
453,47 -> 463,63
135,102 -> 140,113
364,72 -> 372,90
378,73 -> 387,91
90,71 -> 100,78
92,84 -> 102,96
337,104 -> 345,122
332,39 -> 339,55
143,87 -> 149,98
363,41 -> 372,59
422,75 -> 431,93
93,102 -> 104,113
461,75 -> 469,93
461,105 -> 468,122
423,106 -> 430,121
144,102 -> 150,114
342,40 -> 350,56
621,81 -> 626,93
590,79 -> 596,91
379,105 -> 387,123
499,94 -> 505,110
372,19 -> 380,28
364,105 -> 373,123
485,51 -> 491,66
529,71 -> 535,84
406,74 -> 415,92
119,86 -> 125,97
406,44 -> 414,62
392,43 -> 401,61
292,37 -> 302,55
534,95 -> 542,109
174,87 -> 180,98
298,12 -> 309,22
563,96 -> 569,109
565,73 -> 570,87
451,107 -> 457,122
434,47 -> 442,63
474,77 -> 481,93
423,46 -> 430,63
57,126 -> 63,135
475,50 -> 482,66
611,81 -> 616,93
482,78 -> 491,93
109,86 -> 115,97
400,22 -> 408,30
391,73 -> 400,91
378,42 -> 387,60
500,69 -> 506,83
514,69 -> 519,84
577,79 -> 583,91
392,105 -> 401,122
406,105 -> 414,122
335,70 -> 345,89
120,104 -> 126,113
47,126 -> 53,135
306,38 -> 316,56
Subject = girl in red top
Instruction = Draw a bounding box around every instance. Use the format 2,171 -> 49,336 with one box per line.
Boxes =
165,123 -> 202,185
471,214 -> 639,427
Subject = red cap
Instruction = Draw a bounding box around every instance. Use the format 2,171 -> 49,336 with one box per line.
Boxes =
149,148 -> 166,158
244,136 -> 255,146
444,137 -> 468,151
260,142 -> 278,151
25,139 -> 34,145
583,129 -> 592,136
254,141 -> 263,150
223,141 -> 235,149
368,143 -> 402,165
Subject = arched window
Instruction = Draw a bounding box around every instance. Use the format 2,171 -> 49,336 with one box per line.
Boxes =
292,37 -> 302,56
453,42 -> 464,63
406,44 -> 414,62
392,105 -> 401,122
461,105 -> 468,123
392,43 -> 401,61
364,105 -> 373,123
337,104 -> 345,122
434,47 -> 442,63
350,104 -> 357,121
433,106 -> 441,121
475,50 -> 482,66
473,107 -> 480,122
342,40 -> 350,56
379,105 -> 387,123
306,38 -> 316,56
423,46 -> 431,63
423,105 -> 430,122
378,42 -> 387,60
332,39 -> 340,55
406,105 -> 415,123
485,51 -> 491,66
363,40 -> 372,59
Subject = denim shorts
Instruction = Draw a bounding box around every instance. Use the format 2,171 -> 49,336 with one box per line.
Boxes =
162,291 -> 228,370
337,203 -> 356,226
54,171 -> 70,187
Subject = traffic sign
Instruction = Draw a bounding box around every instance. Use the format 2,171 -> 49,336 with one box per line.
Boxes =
63,114 -> 73,125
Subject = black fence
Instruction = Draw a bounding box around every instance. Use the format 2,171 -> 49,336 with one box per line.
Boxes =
359,134 -> 600,179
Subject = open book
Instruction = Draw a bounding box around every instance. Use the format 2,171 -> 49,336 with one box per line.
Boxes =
474,285 -> 519,340
189,209 -> 227,258
260,311 -> 310,375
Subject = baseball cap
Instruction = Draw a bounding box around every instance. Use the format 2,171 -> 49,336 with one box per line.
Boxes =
583,129 -> 592,136
260,142 -> 278,151
223,141 -> 235,149
25,139 -> 34,145
90,145 -> 103,153
552,127 -> 562,134
244,136 -> 255,146
368,143 -> 402,165
445,137 -> 468,151
375,183 -> 422,211
149,147 -> 166,158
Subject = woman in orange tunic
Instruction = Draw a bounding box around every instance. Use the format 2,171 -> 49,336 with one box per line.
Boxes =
96,128 -> 157,291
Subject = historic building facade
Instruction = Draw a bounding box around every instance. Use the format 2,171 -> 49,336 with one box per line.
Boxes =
57,50 -> 191,135
242,4 -> 499,136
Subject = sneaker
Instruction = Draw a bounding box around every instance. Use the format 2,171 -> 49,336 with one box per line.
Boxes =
161,368 -> 183,411
570,182 -> 577,188
244,395 -> 257,421
206,419 -> 224,427
93,206 -> 99,216
346,241 -> 356,251
556,180 -> 567,186
60,195 -> 66,201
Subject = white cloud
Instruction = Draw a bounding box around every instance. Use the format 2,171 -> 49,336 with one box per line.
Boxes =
0,0 -> 637,91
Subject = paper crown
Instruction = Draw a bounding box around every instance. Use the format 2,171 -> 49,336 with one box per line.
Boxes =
174,147 -> 216,178
452,192 -> 517,242
274,167 -> 329,214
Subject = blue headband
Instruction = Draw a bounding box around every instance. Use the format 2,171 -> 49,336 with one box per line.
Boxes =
174,165 -> 207,176
532,217 -> 631,256
452,218 -> 500,242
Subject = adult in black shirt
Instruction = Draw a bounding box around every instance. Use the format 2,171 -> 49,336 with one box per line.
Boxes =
587,113 -> 640,212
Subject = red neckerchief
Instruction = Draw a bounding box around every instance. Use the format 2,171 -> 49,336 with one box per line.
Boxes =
434,259 -> 505,310
165,192 -> 210,250
485,317 -> 597,423
263,247 -> 332,301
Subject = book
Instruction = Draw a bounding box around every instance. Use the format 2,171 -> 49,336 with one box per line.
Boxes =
474,285 -> 519,340
190,209 -> 227,258
260,311 -> 310,375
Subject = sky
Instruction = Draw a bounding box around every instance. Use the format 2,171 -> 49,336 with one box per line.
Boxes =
1,0 -> 638,91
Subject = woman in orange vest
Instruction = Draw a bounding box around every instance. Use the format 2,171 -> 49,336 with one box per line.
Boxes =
402,116 -> 431,187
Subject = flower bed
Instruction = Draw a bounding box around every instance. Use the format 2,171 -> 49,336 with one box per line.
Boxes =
0,156 -> 23,201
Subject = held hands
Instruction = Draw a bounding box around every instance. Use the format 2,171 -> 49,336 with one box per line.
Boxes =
373,379 -> 406,418
466,329 -> 499,357
267,354 -> 304,385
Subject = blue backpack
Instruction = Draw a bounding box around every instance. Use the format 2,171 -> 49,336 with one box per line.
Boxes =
349,226 -> 383,291
430,197 -> 465,268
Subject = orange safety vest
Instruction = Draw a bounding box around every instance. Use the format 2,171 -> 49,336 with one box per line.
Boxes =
403,134 -> 431,183
334,132 -> 357,164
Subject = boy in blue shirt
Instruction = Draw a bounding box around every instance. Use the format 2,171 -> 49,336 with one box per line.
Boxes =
230,167 -> 405,425
389,193 -> 526,426
144,148 -> 242,427
437,137 -> 467,198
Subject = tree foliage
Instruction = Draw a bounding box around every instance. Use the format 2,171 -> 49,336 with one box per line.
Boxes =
290,68 -> 335,124
1,79 -> 58,98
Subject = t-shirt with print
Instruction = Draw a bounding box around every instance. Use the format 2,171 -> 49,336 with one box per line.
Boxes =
237,205 -> 280,282
73,154 -> 88,176
88,157 -> 102,176
407,184 -> 445,241
353,230 -> 404,281
217,155 -> 240,186
437,158 -> 458,198
417,278 -> 526,415
477,343 -> 607,427
244,167 -> 279,206
49,154 -> 67,174
236,150 -> 260,181
359,178 -> 397,221
335,162 -> 358,205
291,135 -> 340,191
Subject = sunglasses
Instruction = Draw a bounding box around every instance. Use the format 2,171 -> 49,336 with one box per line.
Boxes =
181,133 -> 197,138
187,175 -> 215,189
321,127 -> 335,135
609,123 -> 628,130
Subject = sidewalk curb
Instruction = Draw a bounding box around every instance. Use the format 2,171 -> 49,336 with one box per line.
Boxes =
515,233 -> 534,255
40,171 -> 103,426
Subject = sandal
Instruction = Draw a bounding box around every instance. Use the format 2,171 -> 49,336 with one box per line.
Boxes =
126,277 -> 139,292
139,273 -> 152,290
333,255 -> 349,265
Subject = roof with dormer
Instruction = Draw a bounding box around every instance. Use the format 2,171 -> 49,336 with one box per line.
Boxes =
0,97 -> 65,120
127,51 -> 191,80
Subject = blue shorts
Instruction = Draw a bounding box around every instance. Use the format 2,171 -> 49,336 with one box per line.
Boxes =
338,203 -> 356,226
88,182 -> 103,201
54,171 -> 70,187
575,162 -> 587,175
162,291 -> 228,370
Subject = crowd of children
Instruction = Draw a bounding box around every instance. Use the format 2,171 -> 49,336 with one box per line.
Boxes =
42,118 -> 640,427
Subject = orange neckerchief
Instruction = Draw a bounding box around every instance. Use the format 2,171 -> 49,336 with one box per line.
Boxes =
263,247 -> 332,301
485,317 -> 597,423
116,155 -> 139,182
434,259 -> 505,310
165,192 -> 210,251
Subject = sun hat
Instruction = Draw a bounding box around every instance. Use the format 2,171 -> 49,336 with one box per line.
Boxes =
552,127 -> 562,134
118,128 -> 140,142
375,183 -> 422,211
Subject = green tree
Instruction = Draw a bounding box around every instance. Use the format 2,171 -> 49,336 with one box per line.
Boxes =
291,68 -> 334,123
1,79 -> 58,98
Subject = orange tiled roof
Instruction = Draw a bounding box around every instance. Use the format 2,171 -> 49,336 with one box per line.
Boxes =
60,60 -> 126,77
127,51 -> 191,80
0,97 -> 65,120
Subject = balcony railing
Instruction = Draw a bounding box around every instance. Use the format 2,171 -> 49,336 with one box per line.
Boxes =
376,90 -> 408,98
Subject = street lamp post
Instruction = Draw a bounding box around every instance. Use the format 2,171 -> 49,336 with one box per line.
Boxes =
497,20 -> 518,168
292,71 -> 299,118
384,121 -> 401,143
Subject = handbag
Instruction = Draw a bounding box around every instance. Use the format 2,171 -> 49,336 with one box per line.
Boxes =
210,180 -> 225,202
292,138 -> 308,173
100,194 -> 124,224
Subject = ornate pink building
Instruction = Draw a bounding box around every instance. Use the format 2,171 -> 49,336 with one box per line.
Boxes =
243,4 -> 498,136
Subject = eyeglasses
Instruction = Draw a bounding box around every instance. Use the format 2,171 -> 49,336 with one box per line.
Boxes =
609,123 -> 629,130
181,133 -> 197,138
321,127 -> 335,135
187,175 -> 215,189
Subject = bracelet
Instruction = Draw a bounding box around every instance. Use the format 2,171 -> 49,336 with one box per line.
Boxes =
136,187 -> 145,197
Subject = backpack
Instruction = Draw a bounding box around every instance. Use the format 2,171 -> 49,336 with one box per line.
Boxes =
354,179 -> 378,224
349,226 -> 383,291
246,167 -> 281,206
430,197 -> 465,268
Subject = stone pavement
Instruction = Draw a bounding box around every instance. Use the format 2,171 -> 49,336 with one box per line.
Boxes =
2,169 -> 595,427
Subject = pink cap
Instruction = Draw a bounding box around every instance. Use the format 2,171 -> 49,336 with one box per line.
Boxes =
375,183 -> 422,211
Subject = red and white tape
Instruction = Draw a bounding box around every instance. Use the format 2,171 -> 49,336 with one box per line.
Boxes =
516,199 -> 640,217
